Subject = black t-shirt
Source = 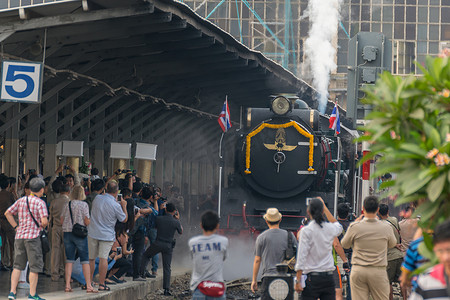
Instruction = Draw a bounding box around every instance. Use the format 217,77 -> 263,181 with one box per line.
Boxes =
155,214 -> 182,243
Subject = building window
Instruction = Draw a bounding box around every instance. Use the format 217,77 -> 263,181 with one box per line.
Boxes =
394,41 -> 416,74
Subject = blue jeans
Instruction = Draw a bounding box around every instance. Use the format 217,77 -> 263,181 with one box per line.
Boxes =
192,288 -> 226,300
148,228 -> 159,272
71,257 -> 116,285
63,232 -> 89,264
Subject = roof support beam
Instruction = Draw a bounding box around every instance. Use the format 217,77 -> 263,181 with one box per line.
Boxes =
0,4 -> 154,33
74,100 -> 136,142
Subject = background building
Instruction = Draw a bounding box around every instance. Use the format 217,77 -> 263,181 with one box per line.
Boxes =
182,0 -> 450,108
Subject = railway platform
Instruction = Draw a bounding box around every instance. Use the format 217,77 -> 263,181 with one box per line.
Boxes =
0,266 -> 190,300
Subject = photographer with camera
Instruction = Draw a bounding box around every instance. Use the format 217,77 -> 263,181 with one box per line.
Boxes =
128,186 -> 158,280
140,203 -> 183,296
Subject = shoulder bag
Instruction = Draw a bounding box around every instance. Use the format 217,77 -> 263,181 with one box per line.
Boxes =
26,196 -> 50,255
283,230 -> 297,271
69,201 -> 88,238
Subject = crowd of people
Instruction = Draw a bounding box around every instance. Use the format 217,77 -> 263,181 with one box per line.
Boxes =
0,165 -> 448,300
0,165 -> 183,300
250,196 -> 449,300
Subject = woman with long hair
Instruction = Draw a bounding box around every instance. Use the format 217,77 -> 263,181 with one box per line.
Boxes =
294,197 -> 343,300
61,185 -> 97,293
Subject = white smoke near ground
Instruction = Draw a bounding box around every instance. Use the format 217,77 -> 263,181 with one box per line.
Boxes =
223,237 -> 256,281
304,0 -> 343,113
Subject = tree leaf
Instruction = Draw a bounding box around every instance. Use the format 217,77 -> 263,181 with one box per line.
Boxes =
394,194 -> 423,206
402,177 -> 432,196
410,108 -> 425,119
426,174 -> 446,202
423,122 -> 442,148
399,143 -> 428,157
418,240 -> 435,261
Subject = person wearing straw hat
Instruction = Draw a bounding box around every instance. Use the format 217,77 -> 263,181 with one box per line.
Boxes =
251,208 -> 296,299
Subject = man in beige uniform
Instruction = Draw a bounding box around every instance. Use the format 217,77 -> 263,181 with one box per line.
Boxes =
49,184 -> 70,281
341,196 -> 396,300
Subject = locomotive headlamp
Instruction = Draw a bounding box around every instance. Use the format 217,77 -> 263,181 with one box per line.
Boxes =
271,96 -> 292,116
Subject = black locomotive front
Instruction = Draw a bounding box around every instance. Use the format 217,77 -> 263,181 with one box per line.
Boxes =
221,96 -> 342,232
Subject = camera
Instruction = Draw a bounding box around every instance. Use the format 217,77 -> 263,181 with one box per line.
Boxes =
134,206 -> 139,215
29,169 -> 36,174
116,247 -> 122,256
64,165 -> 70,170
83,177 -> 89,182
160,196 -> 167,201
306,197 -> 313,206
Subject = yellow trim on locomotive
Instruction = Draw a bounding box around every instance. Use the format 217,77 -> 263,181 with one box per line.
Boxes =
244,121 -> 314,174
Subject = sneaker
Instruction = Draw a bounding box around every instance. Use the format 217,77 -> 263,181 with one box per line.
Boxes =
163,289 -> 173,296
17,282 -> 30,289
7,292 -> 16,300
28,294 -> 45,300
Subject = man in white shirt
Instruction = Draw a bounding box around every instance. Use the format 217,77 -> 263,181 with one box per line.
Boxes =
295,197 -> 343,299
189,211 -> 228,299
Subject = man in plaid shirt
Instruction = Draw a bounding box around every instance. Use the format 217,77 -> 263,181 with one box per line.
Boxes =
5,178 -> 49,300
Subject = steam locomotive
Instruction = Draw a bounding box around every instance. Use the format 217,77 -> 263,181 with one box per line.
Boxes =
219,95 -> 358,233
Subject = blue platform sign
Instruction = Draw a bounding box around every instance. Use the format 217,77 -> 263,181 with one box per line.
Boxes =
1,60 -> 43,103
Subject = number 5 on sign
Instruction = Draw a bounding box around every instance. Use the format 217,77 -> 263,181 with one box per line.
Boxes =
1,60 -> 43,103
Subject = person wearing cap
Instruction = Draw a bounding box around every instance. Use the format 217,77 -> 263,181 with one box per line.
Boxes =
251,208 -> 297,299
294,197 -> 343,300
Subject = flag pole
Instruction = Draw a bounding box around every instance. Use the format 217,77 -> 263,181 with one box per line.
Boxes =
218,132 -> 224,218
217,95 -> 227,218
333,99 -> 341,217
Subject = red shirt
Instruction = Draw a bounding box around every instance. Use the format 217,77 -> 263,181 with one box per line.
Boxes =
7,195 -> 48,239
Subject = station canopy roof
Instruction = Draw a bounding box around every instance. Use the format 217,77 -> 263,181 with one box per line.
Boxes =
0,0 -> 317,122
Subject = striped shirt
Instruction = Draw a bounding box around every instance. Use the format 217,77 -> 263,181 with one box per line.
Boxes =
409,264 -> 450,300
6,195 -> 48,239
401,237 -> 427,273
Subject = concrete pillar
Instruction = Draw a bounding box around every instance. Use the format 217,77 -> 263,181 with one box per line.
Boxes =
137,159 -> 152,184
191,162 -> 199,197
43,96 -> 59,177
94,148 -> 105,177
154,158 -> 164,187
25,108 -> 40,174
173,159 -> 182,188
4,106 -> 20,178
206,163 -> 214,190
164,159 -> 173,183
66,157 -> 80,173
113,159 -> 127,177
182,160 -> 191,196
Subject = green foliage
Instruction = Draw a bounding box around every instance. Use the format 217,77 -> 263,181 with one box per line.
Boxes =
356,55 -> 450,268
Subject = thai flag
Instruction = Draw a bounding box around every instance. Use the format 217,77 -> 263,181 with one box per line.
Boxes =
218,98 -> 232,132
329,104 -> 340,135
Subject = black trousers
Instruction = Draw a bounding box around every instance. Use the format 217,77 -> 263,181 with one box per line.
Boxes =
131,231 -> 145,278
110,257 -> 132,279
141,241 -> 173,290
301,273 -> 336,300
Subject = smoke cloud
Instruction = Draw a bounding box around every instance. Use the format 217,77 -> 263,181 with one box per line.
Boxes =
304,0 -> 342,113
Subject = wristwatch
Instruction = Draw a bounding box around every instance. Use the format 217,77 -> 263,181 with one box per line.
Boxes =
13,225 -> 18,230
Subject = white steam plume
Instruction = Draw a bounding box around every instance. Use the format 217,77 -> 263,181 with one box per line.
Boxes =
304,0 -> 342,113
